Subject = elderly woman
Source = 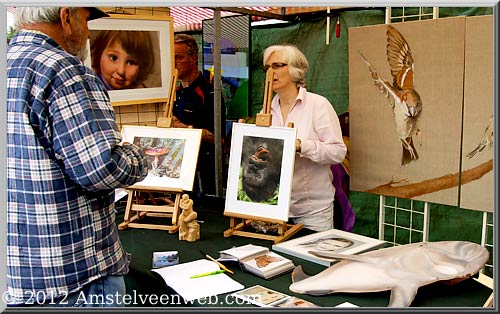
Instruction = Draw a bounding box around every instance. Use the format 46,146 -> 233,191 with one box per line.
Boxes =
262,44 -> 347,231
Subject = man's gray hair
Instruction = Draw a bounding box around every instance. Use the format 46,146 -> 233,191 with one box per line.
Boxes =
174,33 -> 199,55
14,7 -> 78,30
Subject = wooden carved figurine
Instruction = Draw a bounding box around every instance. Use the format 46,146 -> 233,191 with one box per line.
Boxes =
178,194 -> 200,242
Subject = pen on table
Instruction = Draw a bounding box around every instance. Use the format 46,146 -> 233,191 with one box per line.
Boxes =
190,269 -> 225,278
200,250 -> 234,274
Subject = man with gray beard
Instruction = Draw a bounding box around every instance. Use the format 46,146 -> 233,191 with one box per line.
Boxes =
6,7 -> 148,307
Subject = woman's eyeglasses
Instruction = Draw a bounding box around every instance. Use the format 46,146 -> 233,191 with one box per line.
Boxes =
263,62 -> 287,73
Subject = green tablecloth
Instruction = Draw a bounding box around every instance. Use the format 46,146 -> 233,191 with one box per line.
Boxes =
116,196 -> 491,308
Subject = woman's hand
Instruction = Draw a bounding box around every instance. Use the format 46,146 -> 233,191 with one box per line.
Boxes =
295,139 -> 302,152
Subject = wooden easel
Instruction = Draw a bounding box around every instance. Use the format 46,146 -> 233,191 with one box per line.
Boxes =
224,213 -> 304,244
118,69 -> 183,233
254,67 -> 274,127
223,68 -> 303,244
157,69 -> 178,129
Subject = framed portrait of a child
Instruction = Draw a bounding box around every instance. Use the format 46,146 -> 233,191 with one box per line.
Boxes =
85,15 -> 174,106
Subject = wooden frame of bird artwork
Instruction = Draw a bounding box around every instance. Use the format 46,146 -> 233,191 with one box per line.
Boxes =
85,15 -> 174,106
120,125 -> 202,191
224,123 -> 297,222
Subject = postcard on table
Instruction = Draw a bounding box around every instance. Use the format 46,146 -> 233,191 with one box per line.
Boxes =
231,285 -> 290,307
152,259 -> 244,302
274,296 -> 319,307
272,229 -> 386,266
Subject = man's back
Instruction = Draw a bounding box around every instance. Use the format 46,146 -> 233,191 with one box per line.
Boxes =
6,29 -> 147,305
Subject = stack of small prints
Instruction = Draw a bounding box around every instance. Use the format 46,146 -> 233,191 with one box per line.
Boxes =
231,285 -> 318,307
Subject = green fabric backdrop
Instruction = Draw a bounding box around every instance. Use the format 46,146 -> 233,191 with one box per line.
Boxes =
250,9 -> 386,116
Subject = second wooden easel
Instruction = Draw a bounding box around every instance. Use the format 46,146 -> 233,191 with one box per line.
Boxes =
223,68 -> 303,244
118,70 -> 183,233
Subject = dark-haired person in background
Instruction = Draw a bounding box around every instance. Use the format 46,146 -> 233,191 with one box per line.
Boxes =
173,33 -> 225,197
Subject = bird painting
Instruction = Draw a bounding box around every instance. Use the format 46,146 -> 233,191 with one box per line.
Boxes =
359,25 -> 423,166
466,114 -> 494,159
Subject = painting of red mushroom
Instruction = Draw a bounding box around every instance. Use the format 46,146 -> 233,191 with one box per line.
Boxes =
121,125 -> 202,191
140,138 -> 184,178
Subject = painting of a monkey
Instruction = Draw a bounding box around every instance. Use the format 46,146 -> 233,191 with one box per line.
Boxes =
238,136 -> 284,204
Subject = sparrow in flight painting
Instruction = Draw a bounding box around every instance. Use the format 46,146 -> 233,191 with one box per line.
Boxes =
359,25 -> 422,166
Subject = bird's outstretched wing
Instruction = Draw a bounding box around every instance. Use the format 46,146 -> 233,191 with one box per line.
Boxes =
358,50 -> 400,106
386,25 -> 415,91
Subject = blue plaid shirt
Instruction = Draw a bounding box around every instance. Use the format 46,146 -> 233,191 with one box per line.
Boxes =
6,30 -> 148,305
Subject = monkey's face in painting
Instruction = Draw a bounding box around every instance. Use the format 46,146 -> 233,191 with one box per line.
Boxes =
246,145 -> 271,180
240,136 -> 283,203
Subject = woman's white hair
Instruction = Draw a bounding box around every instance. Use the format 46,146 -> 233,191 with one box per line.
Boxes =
263,44 -> 309,88
14,7 -> 78,30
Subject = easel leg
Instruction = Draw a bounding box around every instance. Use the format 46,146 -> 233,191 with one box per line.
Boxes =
167,193 -> 181,234
118,190 -> 134,230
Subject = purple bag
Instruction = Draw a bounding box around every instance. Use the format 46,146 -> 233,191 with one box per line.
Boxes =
331,164 -> 355,232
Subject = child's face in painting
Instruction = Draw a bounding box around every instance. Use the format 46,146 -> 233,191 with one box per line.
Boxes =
100,41 -> 140,89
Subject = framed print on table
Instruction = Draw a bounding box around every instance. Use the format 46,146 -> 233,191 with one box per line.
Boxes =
272,229 -> 387,266
121,125 -> 202,191
224,123 -> 297,222
85,15 -> 174,106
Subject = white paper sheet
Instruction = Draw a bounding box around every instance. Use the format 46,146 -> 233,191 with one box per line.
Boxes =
152,259 -> 244,302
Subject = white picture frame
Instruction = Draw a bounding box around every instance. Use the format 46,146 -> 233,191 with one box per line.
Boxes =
272,229 -> 387,266
121,125 -> 202,191
224,123 -> 297,222
85,15 -> 174,106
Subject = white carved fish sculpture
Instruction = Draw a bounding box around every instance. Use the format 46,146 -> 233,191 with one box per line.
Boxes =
289,241 -> 489,307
